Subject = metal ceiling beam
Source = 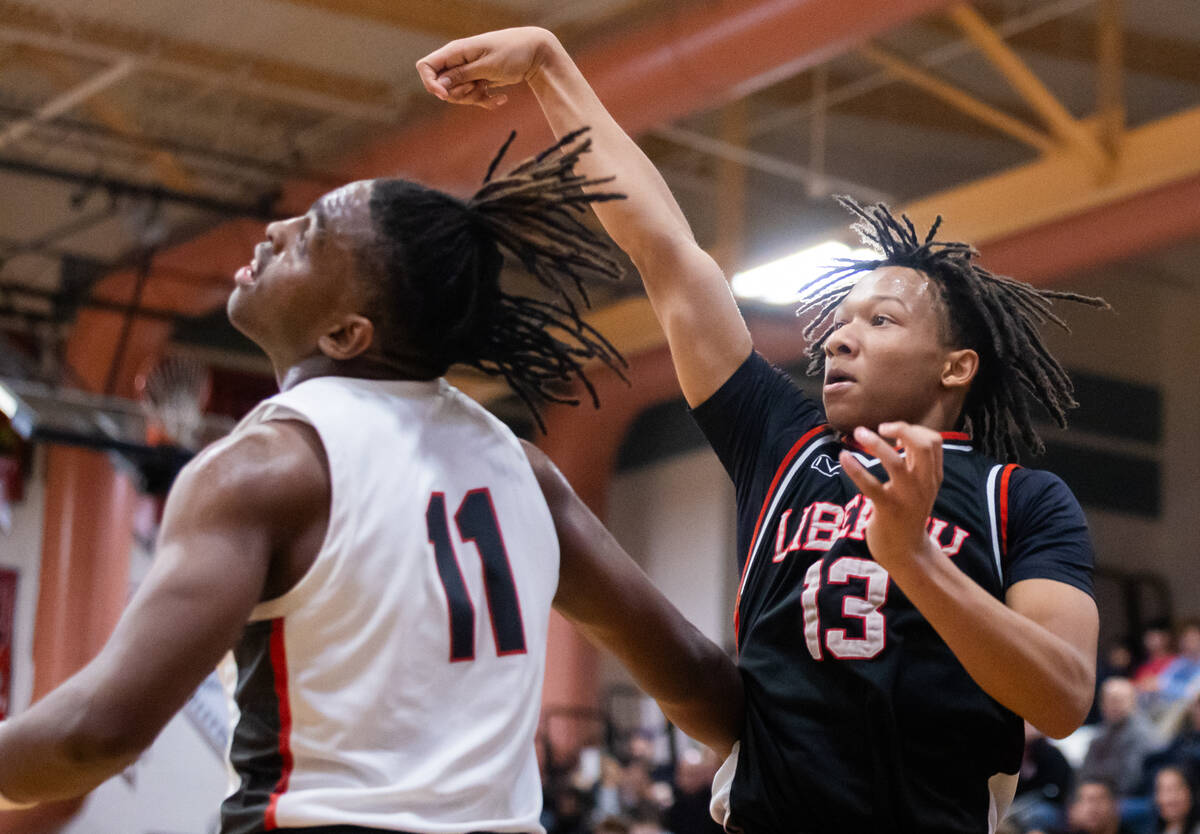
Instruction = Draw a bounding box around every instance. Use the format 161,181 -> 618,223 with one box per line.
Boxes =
961,0 -> 1199,86
857,42 -> 1057,154
22,49 -> 195,191
306,0 -> 960,202
275,0 -> 522,37
648,124 -> 893,205
1096,0 -> 1124,159
947,3 -> 1110,173
0,2 -> 400,123
0,57 -> 137,151
0,156 -> 281,219
747,0 -> 1095,139
899,105 -> 1200,246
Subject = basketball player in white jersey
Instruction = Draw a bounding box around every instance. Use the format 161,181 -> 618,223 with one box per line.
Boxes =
0,133 -> 742,833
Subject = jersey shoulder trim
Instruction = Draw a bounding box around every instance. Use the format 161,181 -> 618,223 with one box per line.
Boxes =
734,423 -> 835,642
985,463 -> 1022,586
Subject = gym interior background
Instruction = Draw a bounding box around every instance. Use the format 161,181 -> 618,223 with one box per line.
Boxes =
0,0 -> 1197,831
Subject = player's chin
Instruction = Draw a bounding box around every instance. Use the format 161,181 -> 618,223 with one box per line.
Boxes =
822,400 -> 861,437
226,290 -> 266,346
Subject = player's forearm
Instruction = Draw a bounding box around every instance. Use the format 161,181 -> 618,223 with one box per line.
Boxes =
889,540 -> 1094,738
0,679 -> 143,804
575,613 -> 742,757
526,34 -> 695,263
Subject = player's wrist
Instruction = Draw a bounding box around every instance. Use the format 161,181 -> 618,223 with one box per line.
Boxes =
525,31 -> 569,88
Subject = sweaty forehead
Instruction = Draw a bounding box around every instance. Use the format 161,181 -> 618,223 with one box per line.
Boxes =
312,180 -> 376,239
842,265 -> 936,308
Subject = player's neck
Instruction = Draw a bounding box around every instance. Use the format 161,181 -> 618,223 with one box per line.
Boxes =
277,353 -> 440,391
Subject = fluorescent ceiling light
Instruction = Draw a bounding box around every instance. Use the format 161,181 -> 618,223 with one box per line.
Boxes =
731,241 -> 877,307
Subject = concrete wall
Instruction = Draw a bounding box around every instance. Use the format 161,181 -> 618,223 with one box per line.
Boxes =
602,449 -> 738,695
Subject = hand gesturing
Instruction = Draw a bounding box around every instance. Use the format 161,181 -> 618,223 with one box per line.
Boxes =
838,423 -> 944,571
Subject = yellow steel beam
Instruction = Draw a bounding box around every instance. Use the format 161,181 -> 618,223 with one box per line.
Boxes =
900,105 -> 1200,244
858,42 -> 1057,155
1096,0 -> 1124,160
713,99 -> 749,273
452,104 -> 1200,404
947,3 -> 1110,172
275,0 -> 522,38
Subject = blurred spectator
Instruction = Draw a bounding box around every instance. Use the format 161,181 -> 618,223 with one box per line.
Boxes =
1152,765 -> 1200,834
1136,627 -> 1178,693
666,747 -> 724,834
1144,692 -> 1200,786
1080,678 -> 1158,796
549,786 -> 593,834
1159,624 -> 1200,706
1108,644 -> 1135,680
1010,721 -> 1075,833
1066,779 -> 1137,834
595,815 -> 632,834
593,754 -> 626,823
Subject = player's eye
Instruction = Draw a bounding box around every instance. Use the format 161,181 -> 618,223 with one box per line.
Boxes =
831,320 -> 847,331
870,314 -> 891,326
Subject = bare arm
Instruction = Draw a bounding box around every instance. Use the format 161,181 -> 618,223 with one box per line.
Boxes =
841,424 -> 1098,738
521,441 -> 743,756
417,28 -> 752,406
0,422 -> 328,803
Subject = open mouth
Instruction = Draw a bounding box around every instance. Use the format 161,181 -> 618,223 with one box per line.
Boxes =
825,369 -> 856,386
235,244 -> 270,286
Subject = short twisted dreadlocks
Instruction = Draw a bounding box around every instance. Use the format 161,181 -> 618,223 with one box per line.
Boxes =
797,196 -> 1109,461
363,128 -> 627,431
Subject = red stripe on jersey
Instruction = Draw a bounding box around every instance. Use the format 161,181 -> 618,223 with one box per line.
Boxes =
999,464 -> 1019,556
735,424 -> 830,642
941,431 -> 971,442
264,618 -> 293,831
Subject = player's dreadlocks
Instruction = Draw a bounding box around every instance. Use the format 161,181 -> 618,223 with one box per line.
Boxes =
363,128 -> 627,431
797,196 -> 1109,461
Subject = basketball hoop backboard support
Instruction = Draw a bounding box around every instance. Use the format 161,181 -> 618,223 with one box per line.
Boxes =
0,378 -> 232,495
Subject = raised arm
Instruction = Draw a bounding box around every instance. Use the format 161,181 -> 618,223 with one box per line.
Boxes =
521,441 -> 743,756
0,422 -> 327,804
418,28 -> 752,406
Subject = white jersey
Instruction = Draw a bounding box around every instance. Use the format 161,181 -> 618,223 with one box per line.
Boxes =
220,376 -> 558,834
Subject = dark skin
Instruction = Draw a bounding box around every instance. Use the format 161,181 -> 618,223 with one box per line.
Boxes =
419,26 -> 1098,739
0,179 -> 742,805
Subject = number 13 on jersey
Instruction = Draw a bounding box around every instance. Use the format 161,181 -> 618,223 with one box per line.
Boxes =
802,557 -> 891,660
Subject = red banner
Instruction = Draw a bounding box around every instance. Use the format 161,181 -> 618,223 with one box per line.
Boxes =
0,568 -> 16,719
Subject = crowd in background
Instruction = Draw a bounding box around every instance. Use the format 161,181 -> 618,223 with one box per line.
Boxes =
539,730 -> 725,834
1004,620 -> 1200,834
536,619 -> 1200,834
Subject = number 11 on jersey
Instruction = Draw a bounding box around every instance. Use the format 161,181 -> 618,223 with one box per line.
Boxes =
427,489 -> 527,662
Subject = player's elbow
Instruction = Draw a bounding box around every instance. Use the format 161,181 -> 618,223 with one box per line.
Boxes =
1035,666 -> 1095,739
62,704 -> 153,770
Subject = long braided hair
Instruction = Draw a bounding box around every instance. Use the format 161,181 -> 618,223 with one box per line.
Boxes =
362,128 -> 627,430
797,196 -> 1109,460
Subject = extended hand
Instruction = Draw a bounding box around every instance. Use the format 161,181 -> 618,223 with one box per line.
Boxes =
838,423 -> 944,571
416,27 -> 559,110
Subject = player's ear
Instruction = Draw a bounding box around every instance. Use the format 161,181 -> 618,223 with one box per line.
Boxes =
941,348 -> 978,392
319,314 -> 374,361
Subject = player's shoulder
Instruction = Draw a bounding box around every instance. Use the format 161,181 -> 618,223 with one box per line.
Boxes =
172,420 -> 328,523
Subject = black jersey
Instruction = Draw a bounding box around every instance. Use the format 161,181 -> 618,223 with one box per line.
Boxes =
691,352 -> 1094,834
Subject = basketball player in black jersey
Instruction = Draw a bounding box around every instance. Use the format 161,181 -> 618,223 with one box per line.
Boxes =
420,28 -> 1105,833
0,133 -> 742,826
